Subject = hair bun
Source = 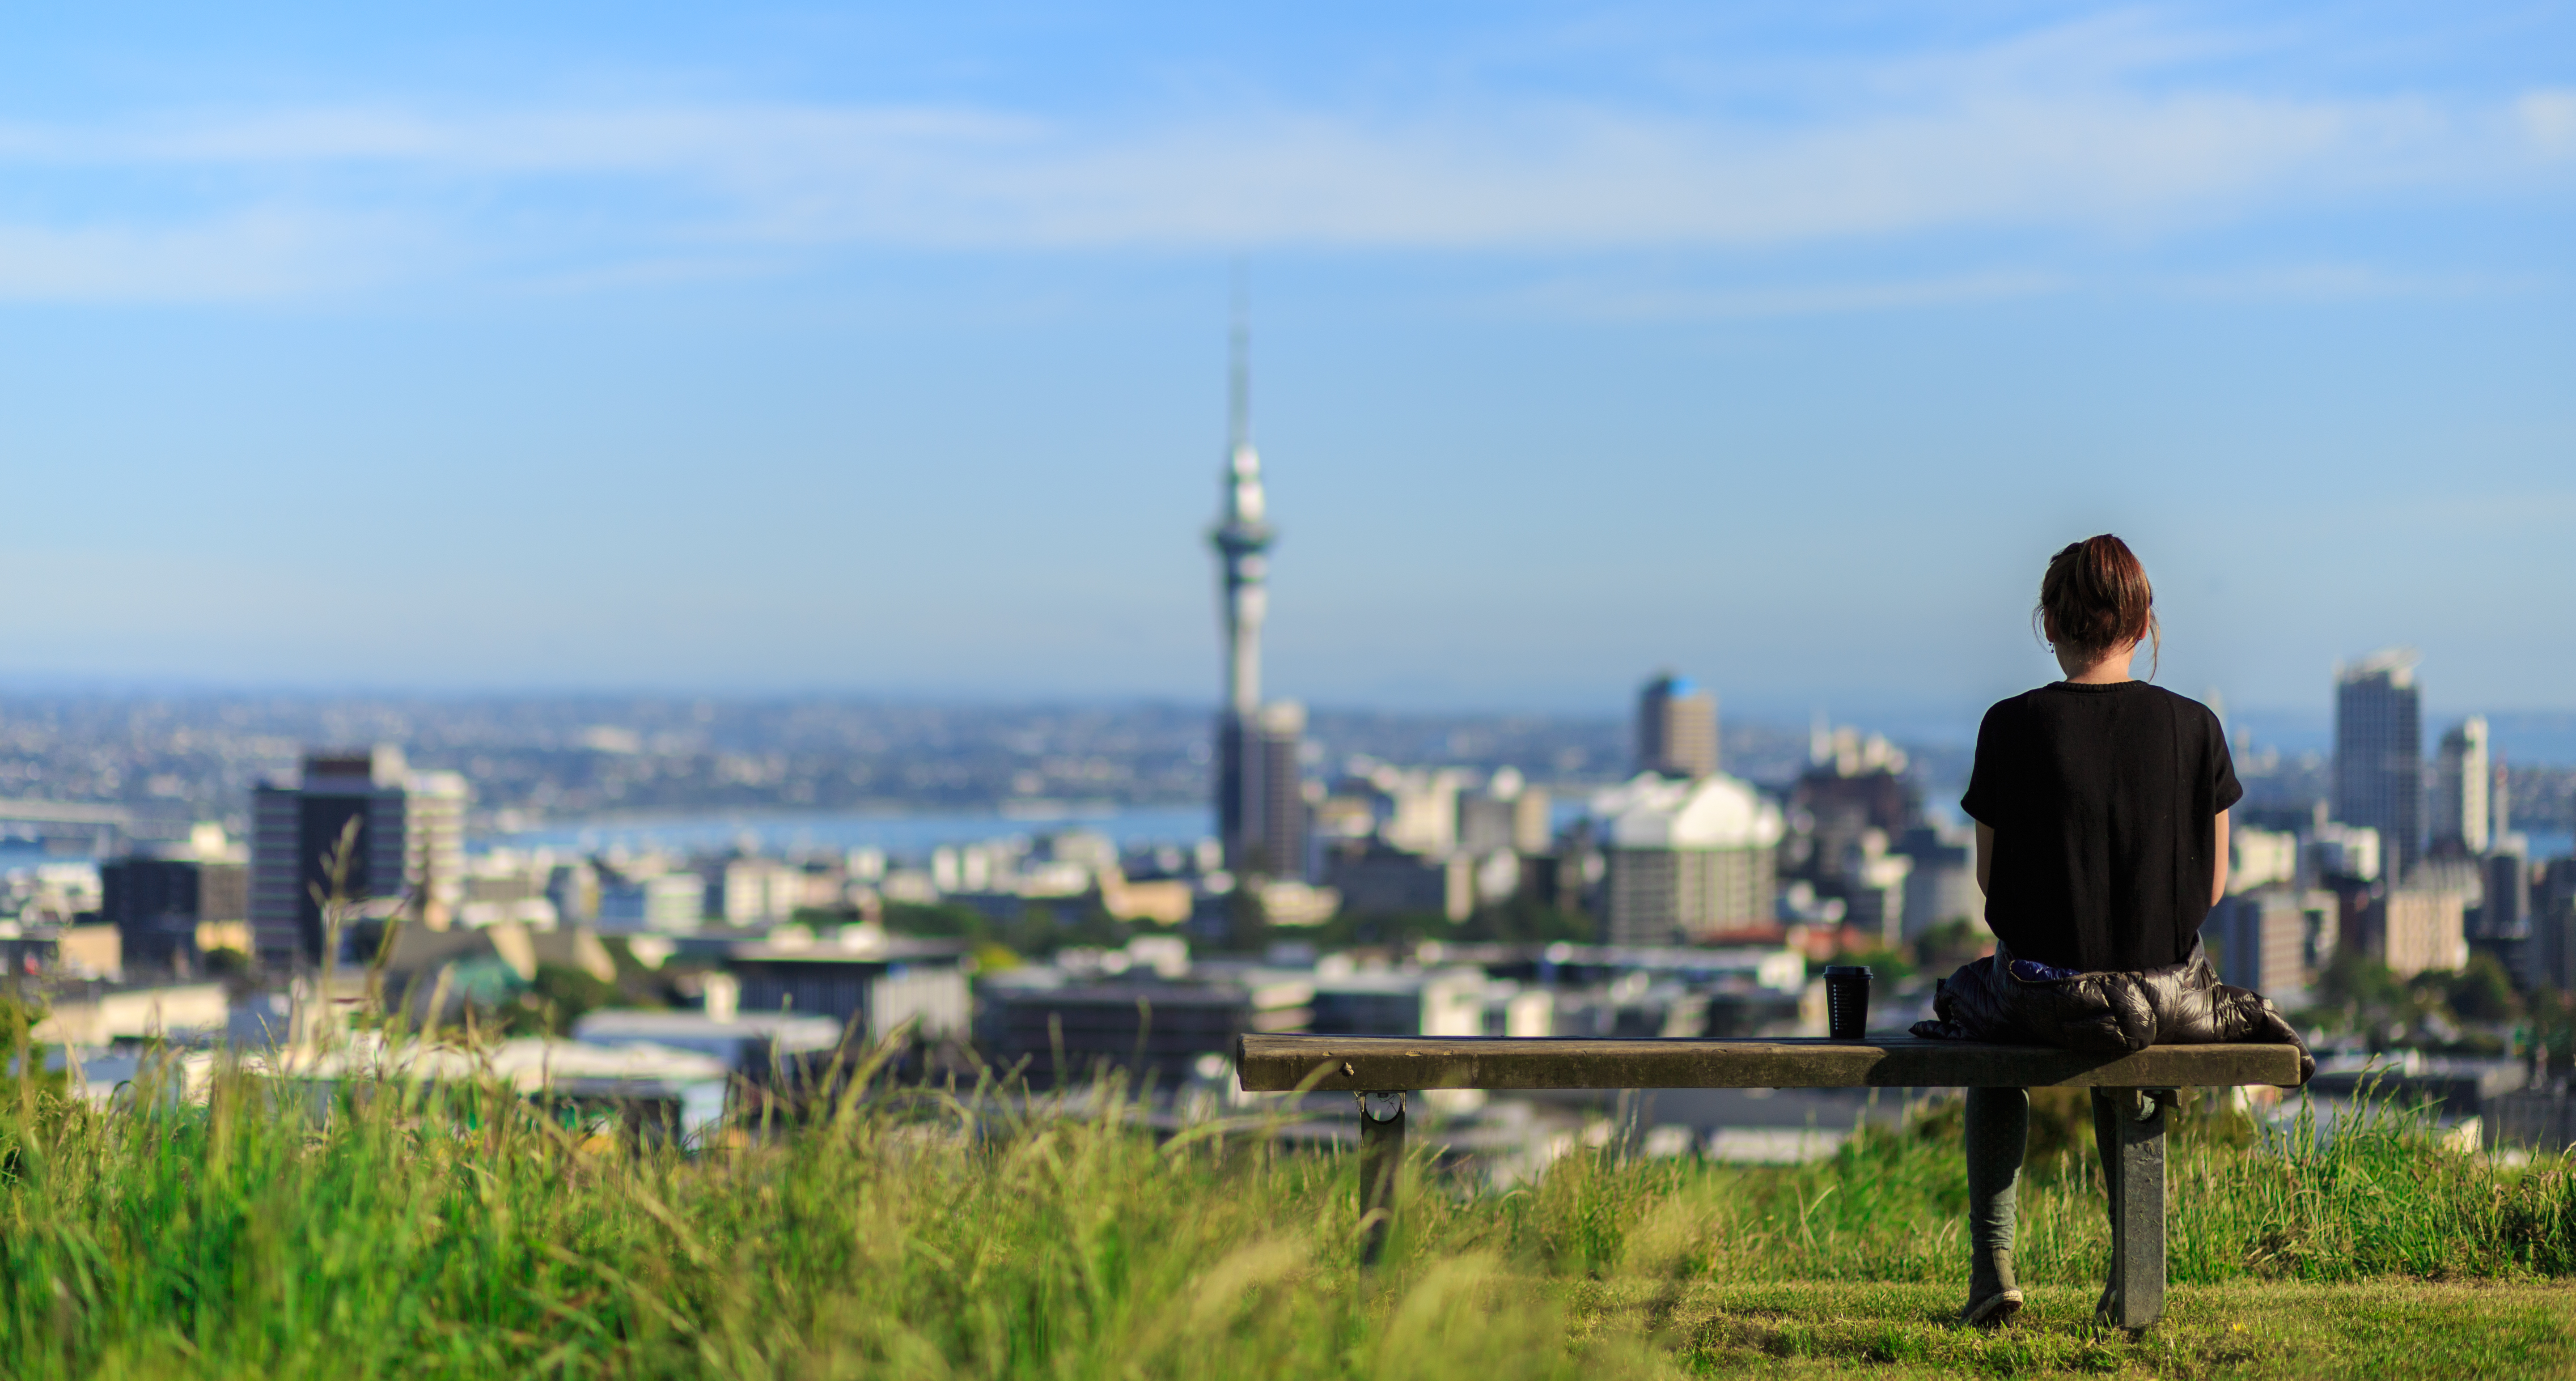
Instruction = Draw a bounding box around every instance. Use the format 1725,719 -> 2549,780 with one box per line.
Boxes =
2037,534 -> 2158,665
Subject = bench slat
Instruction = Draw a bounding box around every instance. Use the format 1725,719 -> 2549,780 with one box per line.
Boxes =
1236,1034 -> 2302,1092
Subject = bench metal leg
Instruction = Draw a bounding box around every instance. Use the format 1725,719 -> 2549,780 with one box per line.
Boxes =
2093,1088 -> 2175,1332
1356,1091 -> 1406,1266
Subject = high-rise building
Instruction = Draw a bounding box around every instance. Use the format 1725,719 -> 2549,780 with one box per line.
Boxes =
2481,849 -> 2532,943
2334,649 -> 2422,882
1208,309 -> 1307,879
2431,715 -> 2490,855
1593,772 -> 1783,946
1246,701 -> 1309,880
1636,673 -> 1719,779
2534,859 -> 2576,992
249,746 -> 466,966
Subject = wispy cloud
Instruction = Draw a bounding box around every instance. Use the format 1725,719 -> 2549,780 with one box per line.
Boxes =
0,209 -> 419,300
1506,268 -> 2068,320
2523,89 -> 2576,154
0,15 -> 2568,302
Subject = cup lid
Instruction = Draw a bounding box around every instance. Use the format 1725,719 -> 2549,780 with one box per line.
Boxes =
1822,965 -> 1872,977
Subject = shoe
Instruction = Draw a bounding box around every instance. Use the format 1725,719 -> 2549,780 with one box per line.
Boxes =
1961,1245 -> 2023,1328
1960,1286 -> 2024,1327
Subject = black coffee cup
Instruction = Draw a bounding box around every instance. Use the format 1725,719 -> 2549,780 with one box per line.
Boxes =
1822,965 -> 1872,1040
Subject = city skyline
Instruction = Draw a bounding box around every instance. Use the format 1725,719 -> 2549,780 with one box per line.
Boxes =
5,7 -> 2576,1357
0,4 -> 2571,714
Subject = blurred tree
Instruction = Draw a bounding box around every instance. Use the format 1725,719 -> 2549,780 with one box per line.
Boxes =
1910,918 -> 1991,974
2313,950 -> 2405,1036
2449,952 -> 2522,1024
883,901 -> 990,939
1839,944 -> 1916,984
1457,897 -> 1589,945
499,962 -> 622,1037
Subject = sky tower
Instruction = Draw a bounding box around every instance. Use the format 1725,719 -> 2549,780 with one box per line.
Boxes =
1212,310 -> 1271,718
1209,303 -> 1305,879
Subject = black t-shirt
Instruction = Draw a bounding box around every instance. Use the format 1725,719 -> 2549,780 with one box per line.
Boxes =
1961,681 -> 2242,973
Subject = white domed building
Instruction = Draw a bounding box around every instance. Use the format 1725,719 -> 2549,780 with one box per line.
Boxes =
1592,772 -> 1785,946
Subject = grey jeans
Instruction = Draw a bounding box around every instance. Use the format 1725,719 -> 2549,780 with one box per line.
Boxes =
1965,1087 -> 2126,1269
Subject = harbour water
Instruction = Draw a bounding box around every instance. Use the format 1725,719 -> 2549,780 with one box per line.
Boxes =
479,804 -> 1216,860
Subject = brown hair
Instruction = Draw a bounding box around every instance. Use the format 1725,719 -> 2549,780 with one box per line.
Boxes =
2035,534 -> 2158,671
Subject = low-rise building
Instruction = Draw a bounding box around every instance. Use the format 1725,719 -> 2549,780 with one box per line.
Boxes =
1306,967 -> 1488,1037
974,967 -> 1311,1085
2228,826 -> 2301,894
29,980 -> 228,1045
2367,887 -> 2469,978
723,931 -> 972,1043
2306,821 -> 2381,883
2207,885 -> 2339,1006
707,857 -> 806,926
0,922 -> 123,981
1894,825 -> 1982,939
571,1009 -> 844,1075
597,872 -> 705,931
1326,842 -> 1471,921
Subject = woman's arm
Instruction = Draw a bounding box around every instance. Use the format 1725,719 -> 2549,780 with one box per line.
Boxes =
2211,808 -> 2231,906
1975,822 -> 1994,895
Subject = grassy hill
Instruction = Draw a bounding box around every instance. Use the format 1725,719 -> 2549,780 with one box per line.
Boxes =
0,1058 -> 2569,1379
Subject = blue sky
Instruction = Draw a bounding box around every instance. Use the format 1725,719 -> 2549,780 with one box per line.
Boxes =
1,2 -> 2572,743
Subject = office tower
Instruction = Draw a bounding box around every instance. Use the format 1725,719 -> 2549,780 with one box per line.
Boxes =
249,746 -> 467,966
2334,649 -> 2422,882
100,852 -> 248,969
2481,850 -> 2532,942
1594,773 -> 1783,945
1208,310 -> 1306,878
1245,701 -> 1309,880
1636,672 -> 1719,779
2431,715 -> 2490,854
2536,860 -> 2576,992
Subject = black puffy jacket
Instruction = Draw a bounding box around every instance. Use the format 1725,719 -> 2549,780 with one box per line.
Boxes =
1911,940 -> 2315,1085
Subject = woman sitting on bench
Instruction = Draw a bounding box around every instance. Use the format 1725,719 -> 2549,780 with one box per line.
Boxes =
1916,534 -> 2307,1327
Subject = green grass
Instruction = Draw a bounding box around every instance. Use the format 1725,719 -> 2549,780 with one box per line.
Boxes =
0,1059 -> 2572,1378
1653,1280 -> 2576,1377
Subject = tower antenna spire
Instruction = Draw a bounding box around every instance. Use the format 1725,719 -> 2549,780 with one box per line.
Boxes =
1228,259 -> 1250,454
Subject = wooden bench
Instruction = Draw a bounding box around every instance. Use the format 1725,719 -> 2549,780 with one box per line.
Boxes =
1236,1034 -> 2305,1330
